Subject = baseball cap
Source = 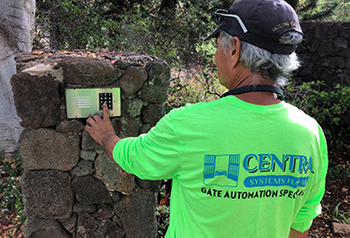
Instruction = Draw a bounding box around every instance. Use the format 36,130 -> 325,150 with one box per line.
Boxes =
205,0 -> 303,54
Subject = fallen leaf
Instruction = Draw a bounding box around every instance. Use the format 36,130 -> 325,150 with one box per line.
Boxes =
159,196 -> 168,206
33,50 -> 45,55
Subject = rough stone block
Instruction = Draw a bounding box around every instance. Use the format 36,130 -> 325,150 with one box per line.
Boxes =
22,170 -> 73,220
73,203 -> 97,214
139,61 -> 170,103
112,215 -> 124,228
317,42 -> 333,57
80,149 -> 96,161
116,53 -> 155,68
334,37 -> 348,49
76,213 -> 125,238
339,49 -> 350,58
58,213 -> 77,234
308,39 -> 320,53
56,119 -> 84,134
71,160 -> 94,177
300,22 -> 317,31
26,218 -> 70,238
21,62 -> 64,82
139,124 -> 152,134
71,175 -> 112,204
11,72 -> 60,128
333,222 -> 350,235
135,177 -> 162,193
114,189 -> 157,238
105,67 -> 123,84
142,103 -> 166,126
122,97 -> 143,117
109,191 -> 122,203
93,204 -> 114,220
329,57 -> 346,69
81,130 -> 104,151
340,26 -> 350,40
112,116 -> 142,138
328,23 -> 342,40
314,25 -> 329,41
95,152 -> 135,195
119,66 -> 147,97
20,128 -> 80,171
58,56 -> 114,86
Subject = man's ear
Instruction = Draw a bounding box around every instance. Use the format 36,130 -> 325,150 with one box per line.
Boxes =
231,37 -> 241,68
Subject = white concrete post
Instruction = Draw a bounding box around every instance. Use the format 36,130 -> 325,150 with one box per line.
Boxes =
0,0 -> 35,157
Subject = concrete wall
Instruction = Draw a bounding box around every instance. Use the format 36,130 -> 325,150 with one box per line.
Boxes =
0,0 -> 35,158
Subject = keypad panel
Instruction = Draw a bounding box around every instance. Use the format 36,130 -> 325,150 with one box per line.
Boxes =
99,93 -> 113,110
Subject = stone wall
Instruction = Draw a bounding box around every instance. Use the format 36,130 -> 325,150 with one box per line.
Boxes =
295,21 -> 350,86
11,52 -> 170,237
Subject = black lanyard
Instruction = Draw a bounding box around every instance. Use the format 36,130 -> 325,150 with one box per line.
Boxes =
220,85 -> 284,100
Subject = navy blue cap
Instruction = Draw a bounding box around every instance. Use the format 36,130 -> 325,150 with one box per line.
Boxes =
205,0 -> 303,54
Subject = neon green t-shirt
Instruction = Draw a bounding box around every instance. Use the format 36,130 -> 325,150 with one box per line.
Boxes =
113,96 -> 328,237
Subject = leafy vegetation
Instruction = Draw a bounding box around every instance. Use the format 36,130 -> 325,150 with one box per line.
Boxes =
285,81 -> 350,151
328,165 -> 350,182
34,0 -> 349,50
323,202 -> 350,224
0,149 -> 26,237
156,204 -> 170,237
298,0 -> 350,21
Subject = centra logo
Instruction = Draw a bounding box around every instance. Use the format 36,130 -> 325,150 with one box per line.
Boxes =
203,154 -> 240,188
202,153 -> 312,189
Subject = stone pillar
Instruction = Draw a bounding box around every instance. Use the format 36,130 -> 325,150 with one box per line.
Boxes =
12,52 -> 170,237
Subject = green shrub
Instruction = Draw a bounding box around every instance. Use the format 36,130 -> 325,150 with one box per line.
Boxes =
285,81 -> 350,151
323,202 -> 350,224
328,165 -> 350,181
0,150 -> 26,232
166,66 -> 225,111
156,204 -> 170,237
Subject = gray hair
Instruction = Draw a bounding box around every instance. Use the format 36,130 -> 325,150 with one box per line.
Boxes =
219,31 -> 302,86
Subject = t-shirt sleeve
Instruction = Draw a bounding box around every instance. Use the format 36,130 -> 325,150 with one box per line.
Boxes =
112,110 -> 181,180
291,126 -> 329,232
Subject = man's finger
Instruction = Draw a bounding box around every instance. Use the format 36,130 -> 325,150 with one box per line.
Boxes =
93,114 -> 102,121
103,103 -> 110,120
86,117 -> 95,125
84,125 -> 91,132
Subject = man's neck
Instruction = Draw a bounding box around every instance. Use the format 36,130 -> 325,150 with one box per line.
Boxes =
228,73 -> 281,105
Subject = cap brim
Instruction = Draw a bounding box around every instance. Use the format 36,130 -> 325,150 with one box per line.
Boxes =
204,26 -> 222,41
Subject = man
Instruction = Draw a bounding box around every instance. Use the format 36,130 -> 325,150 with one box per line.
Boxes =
85,0 -> 328,237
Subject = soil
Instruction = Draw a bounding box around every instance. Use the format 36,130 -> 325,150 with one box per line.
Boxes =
308,150 -> 350,237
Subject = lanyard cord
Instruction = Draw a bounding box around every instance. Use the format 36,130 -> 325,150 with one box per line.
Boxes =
220,85 -> 284,100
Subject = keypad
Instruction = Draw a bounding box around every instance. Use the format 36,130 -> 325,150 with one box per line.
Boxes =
99,93 -> 113,110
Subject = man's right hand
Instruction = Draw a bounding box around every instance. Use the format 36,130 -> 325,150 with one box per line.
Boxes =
85,104 -> 120,158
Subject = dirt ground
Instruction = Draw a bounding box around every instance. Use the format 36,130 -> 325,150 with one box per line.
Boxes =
308,150 -> 350,237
